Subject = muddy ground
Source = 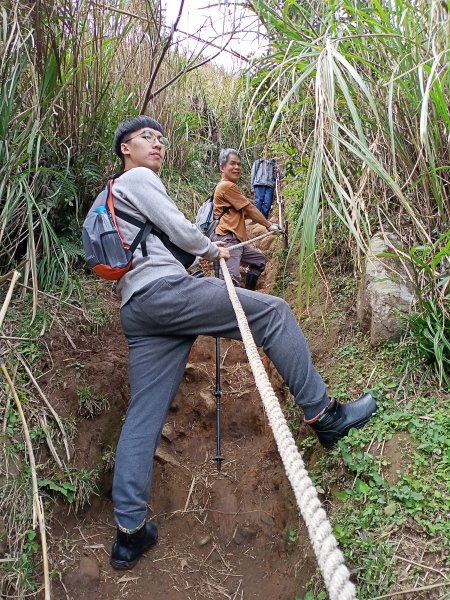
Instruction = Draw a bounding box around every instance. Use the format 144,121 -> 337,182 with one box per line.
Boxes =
41,229 -> 333,600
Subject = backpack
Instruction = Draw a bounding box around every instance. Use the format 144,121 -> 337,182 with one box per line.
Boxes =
82,178 -> 195,281
195,190 -> 230,238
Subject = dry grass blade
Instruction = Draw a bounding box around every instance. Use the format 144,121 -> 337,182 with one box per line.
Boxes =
371,580 -> 450,599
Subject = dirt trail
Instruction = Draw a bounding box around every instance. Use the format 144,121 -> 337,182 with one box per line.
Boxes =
47,229 -> 321,600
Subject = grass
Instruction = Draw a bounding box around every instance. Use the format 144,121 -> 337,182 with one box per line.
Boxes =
296,593 -> 326,600
328,388 -> 450,598
0,471 -> 37,595
0,275 -> 119,597
77,385 -> 110,419
289,280 -> 450,598
39,467 -> 99,512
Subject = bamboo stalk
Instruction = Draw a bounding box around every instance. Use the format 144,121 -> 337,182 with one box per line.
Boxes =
0,335 -> 38,341
1,364 -> 51,600
0,269 -> 23,286
0,270 -> 20,330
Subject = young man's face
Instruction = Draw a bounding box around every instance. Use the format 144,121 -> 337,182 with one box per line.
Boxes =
120,128 -> 166,172
220,153 -> 242,184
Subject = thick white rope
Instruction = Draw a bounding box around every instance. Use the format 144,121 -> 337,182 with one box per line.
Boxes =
228,230 -> 276,250
219,258 -> 357,600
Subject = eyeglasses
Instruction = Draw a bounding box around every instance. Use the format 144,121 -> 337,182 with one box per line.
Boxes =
122,130 -> 170,149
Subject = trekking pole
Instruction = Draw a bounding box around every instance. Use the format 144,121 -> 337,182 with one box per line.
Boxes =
275,172 -> 288,249
213,259 -> 224,472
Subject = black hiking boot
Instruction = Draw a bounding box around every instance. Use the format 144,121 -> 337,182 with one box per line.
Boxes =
245,273 -> 259,290
110,521 -> 158,570
308,391 -> 378,449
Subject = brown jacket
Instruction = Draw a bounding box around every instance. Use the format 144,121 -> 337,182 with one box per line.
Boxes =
214,180 -> 270,242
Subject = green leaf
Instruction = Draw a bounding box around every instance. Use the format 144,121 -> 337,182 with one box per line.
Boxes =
335,489 -> 352,500
355,479 -> 370,495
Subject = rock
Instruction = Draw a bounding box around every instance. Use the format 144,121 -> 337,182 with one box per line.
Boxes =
232,530 -> 243,545
209,548 -> 222,564
260,513 -> 275,527
180,558 -> 188,570
79,556 -> 100,582
199,391 -> 216,415
170,390 -> 183,411
162,423 -> 177,442
239,524 -> 259,540
233,523 -> 259,545
184,363 -> 202,382
195,533 -> 212,547
63,556 -> 100,590
154,446 -> 180,467
357,232 -> 415,345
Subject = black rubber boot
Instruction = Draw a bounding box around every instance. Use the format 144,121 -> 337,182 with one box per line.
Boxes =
245,273 -> 259,290
110,521 -> 158,570
309,391 -> 378,449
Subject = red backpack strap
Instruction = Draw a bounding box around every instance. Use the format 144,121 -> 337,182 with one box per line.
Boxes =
106,180 -> 122,238
106,178 -> 154,255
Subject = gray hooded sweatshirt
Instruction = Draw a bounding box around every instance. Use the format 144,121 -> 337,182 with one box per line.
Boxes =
112,167 -> 220,307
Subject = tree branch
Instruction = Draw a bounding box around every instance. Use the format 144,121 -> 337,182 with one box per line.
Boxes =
140,0 -> 185,113
176,29 -> 249,62
147,38 -> 232,101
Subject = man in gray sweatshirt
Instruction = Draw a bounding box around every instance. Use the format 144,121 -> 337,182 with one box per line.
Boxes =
107,115 -> 377,571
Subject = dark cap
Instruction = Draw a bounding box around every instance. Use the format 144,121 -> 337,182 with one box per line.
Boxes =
113,116 -> 164,160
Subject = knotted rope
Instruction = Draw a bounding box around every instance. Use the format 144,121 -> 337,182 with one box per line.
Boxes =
219,257 -> 357,600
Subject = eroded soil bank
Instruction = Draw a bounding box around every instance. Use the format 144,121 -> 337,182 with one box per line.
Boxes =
49,332 -> 319,600
46,231 -> 324,600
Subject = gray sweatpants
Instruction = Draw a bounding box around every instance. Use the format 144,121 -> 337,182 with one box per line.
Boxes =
113,274 -> 328,530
